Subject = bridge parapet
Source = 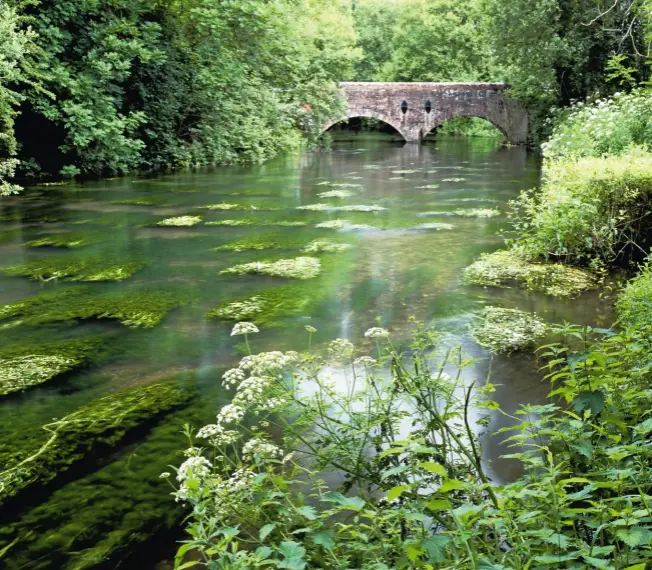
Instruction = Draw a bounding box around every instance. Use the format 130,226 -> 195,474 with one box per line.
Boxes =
323,82 -> 528,144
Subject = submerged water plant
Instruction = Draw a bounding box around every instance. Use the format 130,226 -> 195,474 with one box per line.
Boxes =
213,235 -> 305,253
338,204 -> 387,212
315,219 -> 349,229
296,203 -> 331,211
471,306 -> 547,353
301,240 -> 352,253
26,231 -> 100,249
220,257 -> 321,279
453,208 -> 501,217
0,380 -> 192,504
3,255 -> 146,282
316,190 -> 356,198
462,250 -> 599,297
156,215 -> 203,227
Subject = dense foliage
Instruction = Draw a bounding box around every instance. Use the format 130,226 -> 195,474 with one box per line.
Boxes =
172,322 -> 652,569
3,0 -> 359,181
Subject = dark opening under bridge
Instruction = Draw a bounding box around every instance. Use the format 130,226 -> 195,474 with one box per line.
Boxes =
322,82 -> 528,145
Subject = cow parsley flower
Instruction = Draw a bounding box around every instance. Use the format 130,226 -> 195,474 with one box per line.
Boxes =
242,438 -> 283,460
328,338 -> 355,360
231,322 -> 259,336
217,403 -> 246,425
354,356 -> 377,366
364,327 -> 390,339
177,456 -> 212,483
222,367 -> 246,388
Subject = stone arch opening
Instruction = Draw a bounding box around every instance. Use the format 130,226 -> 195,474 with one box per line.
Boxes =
320,114 -> 408,142
423,114 -> 508,142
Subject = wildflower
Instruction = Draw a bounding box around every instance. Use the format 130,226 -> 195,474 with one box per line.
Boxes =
365,327 -> 390,339
305,325 -> 317,333
328,338 -> 355,360
234,376 -> 272,405
177,456 -> 212,483
196,424 -> 240,446
242,438 -> 283,460
222,367 -> 246,388
354,356 -> 377,366
160,472 -> 171,479
231,322 -> 259,336
217,403 -> 246,425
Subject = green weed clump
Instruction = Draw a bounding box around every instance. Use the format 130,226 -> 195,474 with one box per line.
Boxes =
508,149 -> 652,266
3,254 -> 146,281
213,234 -> 306,253
0,381 -> 192,504
156,215 -> 202,226
0,337 -> 111,396
220,257 -> 321,279
26,231 -> 101,249
471,306 -> 547,353
616,262 -> 652,338
0,286 -> 188,328
463,250 -> 599,297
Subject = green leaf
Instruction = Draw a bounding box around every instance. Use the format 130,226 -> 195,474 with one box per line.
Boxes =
623,564 -> 647,570
322,493 -> 365,511
296,506 -> 318,520
422,535 -> 451,562
277,541 -> 307,570
572,390 -> 605,416
419,462 -> 447,477
542,532 -> 570,548
260,523 -> 276,542
380,464 -> 409,480
616,526 -> 652,547
388,485 -> 409,501
255,546 -> 273,560
426,499 -> 451,511
379,447 -> 406,458
582,555 -> 614,570
439,479 -> 465,493
312,529 -> 335,551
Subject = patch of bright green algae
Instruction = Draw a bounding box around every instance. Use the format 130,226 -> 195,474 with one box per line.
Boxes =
156,215 -> 203,227
462,250 -> 599,297
0,337 -> 112,397
471,307 -> 547,353
0,381 -> 193,505
26,231 -> 101,249
3,254 -> 146,282
206,219 -> 306,227
220,256 -> 321,279
0,286 -> 188,329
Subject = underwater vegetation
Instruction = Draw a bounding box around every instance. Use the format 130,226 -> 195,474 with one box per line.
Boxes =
316,190 -> 356,198
415,184 -> 440,189
471,307 -> 547,353
0,285 -> 190,329
3,254 -> 147,282
220,257 -> 321,279
462,250 -> 599,297
453,208 -> 501,217
212,234 -> 306,252
0,336 -> 113,397
315,219 -> 349,229
301,240 -> 353,253
206,219 -> 307,227
0,380 -> 193,505
156,215 -> 203,227
413,223 -> 455,231
26,231 -> 102,249
109,197 -> 173,206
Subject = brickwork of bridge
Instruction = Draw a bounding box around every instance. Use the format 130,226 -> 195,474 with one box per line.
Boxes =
322,82 -> 528,145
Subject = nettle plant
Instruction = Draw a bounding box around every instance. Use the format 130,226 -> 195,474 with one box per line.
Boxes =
169,321 -> 652,570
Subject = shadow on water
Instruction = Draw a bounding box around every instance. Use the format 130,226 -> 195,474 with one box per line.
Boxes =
0,133 -> 612,568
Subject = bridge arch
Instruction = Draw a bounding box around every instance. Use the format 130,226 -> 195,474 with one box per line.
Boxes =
424,112 -> 509,141
320,82 -> 528,145
321,112 -> 411,142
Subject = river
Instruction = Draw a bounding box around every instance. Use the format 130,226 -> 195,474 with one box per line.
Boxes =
0,133 -> 614,569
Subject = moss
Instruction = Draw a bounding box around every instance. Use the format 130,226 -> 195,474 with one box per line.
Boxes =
462,250 -> 599,297
0,381 -> 193,504
26,231 -> 101,249
453,208 -> 501,218
220,256 -> 321,279
317,190 -> 356,198
156,215 -> 203,227
471,307 -> 547,353
0,337 -> 112,396
4,254 -> 146,282
0,285 -> 188,329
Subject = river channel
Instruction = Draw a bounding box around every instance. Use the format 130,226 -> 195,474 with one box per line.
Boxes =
0,133 -> 615,569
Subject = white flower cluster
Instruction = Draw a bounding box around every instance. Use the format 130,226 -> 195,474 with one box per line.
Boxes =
222,367 -> 246,388
177,456 -> 212,483
214,468 -> 256,497
354,356 -> 377,367
231,321 -> 259,336
328,338 -> 355,361
217,403 -> 246,425
364,327 -> 390,339
240,351 -> 299,377
196,424 -> 240,446
242,438 -> 283,460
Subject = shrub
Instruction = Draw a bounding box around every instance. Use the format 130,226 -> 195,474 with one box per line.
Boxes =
170,321 -> 652,569
617,261 -> 652,338
543,89 -> 652,159
508,148 -> 652,266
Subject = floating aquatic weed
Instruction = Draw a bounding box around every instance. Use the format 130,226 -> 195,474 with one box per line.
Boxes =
453,208 -> 501,218
417,211 -> 455,217
207,296 -> 268,321
157,215 -> 203,227
331,183 -> 363,188
0,336 -> 111,397
317,190 -> 356,199
213,234 -> 304,252
220,257 -> 321,279
315,219 -> 350,229
200,203 -> 241,210
26,231 -> 100,249
471,307 -> 547,354
296,203 -> 332,211
444,198 -> 499,203
4,255 -> 146,282
462,250 -> 599,297
205,219 -> 255,226
415,184 -> 440,189
110,197 -> 172,206
315,181 -> 332,186
391,170 -> 419,174
302,240 -> 353,253
442,177 -> 467,182
340,224 -> 380,232
0,286 -> 188,328
338,205 -> 387,212
269,221 -> 307,227
0,381 -> 192,503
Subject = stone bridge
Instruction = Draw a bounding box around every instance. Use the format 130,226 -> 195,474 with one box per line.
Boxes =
322,82 -> 528,144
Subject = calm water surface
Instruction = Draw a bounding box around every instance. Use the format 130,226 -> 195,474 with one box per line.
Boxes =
0,135 -> 614,569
